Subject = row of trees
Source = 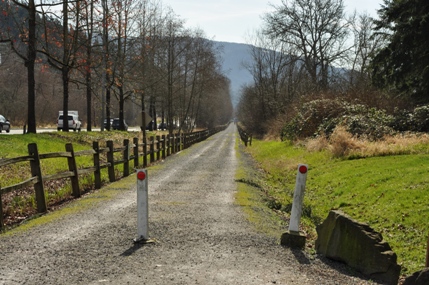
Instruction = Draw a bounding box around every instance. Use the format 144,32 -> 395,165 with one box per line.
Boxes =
237,0 -> 428,137
0,0 -> 233,133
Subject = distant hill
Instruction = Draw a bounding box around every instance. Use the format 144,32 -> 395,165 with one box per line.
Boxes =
213,41 -> 350,109
213,41 -> 254,107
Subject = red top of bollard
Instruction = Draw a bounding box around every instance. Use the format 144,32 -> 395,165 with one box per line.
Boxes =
137,171 -> 146,180
299,165 -> 308,174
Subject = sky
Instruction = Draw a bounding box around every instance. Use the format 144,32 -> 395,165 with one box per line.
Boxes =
163,0 -> 384,44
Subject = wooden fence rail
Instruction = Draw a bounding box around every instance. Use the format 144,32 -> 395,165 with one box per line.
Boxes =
0,126 -> 227,230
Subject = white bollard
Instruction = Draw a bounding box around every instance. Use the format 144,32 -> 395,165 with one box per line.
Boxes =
288,164 -> 308,233
135,169 -> 149,243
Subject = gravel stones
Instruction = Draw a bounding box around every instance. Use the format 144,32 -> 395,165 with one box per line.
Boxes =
0,125 -> 376,285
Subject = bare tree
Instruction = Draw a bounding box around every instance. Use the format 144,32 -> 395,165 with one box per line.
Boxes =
1,0 -> 39,133
79,0 -> 96,131
163,14 -> 186,134
0,50 -> 26,123
238,30 -> 309,134
132,1 -> 171,131
195,72 -> 233,129
247,31 -> 304,117
348,12 -> 385,90
108,0 -> 140,130
264,0 -> 349,91
101,0 -> 112,130
40,0 -> 84,132
0,0 -> 232,131
178,31 -> 229,132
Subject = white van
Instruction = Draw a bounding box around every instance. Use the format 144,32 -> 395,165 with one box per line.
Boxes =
57,111 -> 82,132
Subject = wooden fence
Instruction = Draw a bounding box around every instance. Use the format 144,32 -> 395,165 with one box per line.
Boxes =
0,126 -> 226,230
237,124 -> 252,146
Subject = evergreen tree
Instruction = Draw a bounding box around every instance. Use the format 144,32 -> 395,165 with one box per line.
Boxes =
371,0 -> 429,104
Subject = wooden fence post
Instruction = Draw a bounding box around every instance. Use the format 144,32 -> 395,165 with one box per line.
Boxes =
161,135 -> 166,160
28,143 -> 47,213
133,137 -> 139,168
187,133 -> 191,148
156,135 -> 161,161
166,134 -> 171,157
150,136 -> 155,163
65,143 -> 80,198
107,141 -> 116,182
171,134 -> 176,154
182,133 -> 188,149
143,136 -> 148,168
123,139 -> 130,177
93,141 -> 101,189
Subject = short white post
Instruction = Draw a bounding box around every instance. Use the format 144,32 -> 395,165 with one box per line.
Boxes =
288,164 -> 308,233
135,169 -> 148,242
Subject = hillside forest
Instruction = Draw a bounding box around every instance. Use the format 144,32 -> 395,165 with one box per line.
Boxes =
0,0 -> 233,133
237,0 -> 429,141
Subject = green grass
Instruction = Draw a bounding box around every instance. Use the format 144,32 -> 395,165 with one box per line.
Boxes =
1,175 -> 136,237
0,131 -> 140,182
0,131 -> 144,228
234,137 -> 287,240
3,130 -> 428,275
244,139 -> 429,276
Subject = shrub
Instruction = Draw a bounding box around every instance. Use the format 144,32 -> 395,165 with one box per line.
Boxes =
341,107 -> 395,140
281,99 -> 347,141
281,98 -> 396,141
391,105 -> 429,132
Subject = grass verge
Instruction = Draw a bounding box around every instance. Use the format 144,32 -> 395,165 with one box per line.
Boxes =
1,174 -> 137,237
234,141 -> 287,241
240,131 -> 429,276
0,131 -> 148,228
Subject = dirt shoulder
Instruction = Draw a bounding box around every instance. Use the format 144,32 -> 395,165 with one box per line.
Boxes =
0,125 -> 375,284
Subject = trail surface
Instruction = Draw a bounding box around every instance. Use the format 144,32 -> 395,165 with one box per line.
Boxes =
0,124 -> 373,284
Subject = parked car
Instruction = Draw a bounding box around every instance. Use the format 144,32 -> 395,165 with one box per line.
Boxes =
158,122 -> 168,130
112,118 -> 128,131
57,111 -> 81,132
146,120 -> 155,131
0,115 -> 10,133
103,118 -> 114,129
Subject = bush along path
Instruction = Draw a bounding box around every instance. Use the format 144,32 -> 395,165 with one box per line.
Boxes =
0,124 -> 376,284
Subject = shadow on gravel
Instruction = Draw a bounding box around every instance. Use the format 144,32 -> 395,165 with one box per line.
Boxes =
120,243 -> 146,257
318,255 -> 373,283
291,248 -> 311,264
291,249 -> 373,283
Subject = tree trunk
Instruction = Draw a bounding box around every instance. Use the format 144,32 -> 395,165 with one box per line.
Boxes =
62,67 -> 70,132
86,61 -> 92,131
26,0 -> 37,134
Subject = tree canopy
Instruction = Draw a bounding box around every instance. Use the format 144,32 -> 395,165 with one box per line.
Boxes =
263,0 -> 349,91
0,0 -> 233,132
371,0 -> 429,104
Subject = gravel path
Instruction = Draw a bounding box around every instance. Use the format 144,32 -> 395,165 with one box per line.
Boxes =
0,124 -> 375,284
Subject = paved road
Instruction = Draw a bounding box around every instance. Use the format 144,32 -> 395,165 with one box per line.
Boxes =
5,127 -> 141,135
0,124 -> 373,284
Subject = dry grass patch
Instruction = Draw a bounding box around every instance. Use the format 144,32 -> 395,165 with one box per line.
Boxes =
306,126 -> 429,158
